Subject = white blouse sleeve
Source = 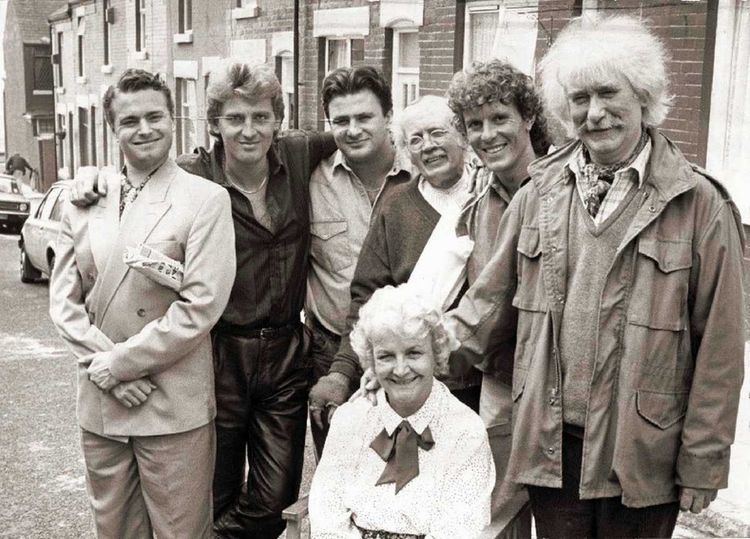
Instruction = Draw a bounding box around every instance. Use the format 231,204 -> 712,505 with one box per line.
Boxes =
428,426 -> 495,539
308,402 -> 367,539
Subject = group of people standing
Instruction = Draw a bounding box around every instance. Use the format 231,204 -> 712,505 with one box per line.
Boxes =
47,12 -> 744,539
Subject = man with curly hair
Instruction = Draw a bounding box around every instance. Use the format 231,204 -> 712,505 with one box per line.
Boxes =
447,58 -> 550,448
449,15 -> 745,538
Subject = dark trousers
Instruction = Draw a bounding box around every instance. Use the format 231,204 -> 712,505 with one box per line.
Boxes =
212,325 -> 312,539
307,317 -> 341,460
527,430 -> 679,538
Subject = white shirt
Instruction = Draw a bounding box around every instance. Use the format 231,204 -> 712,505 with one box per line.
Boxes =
309,380 -> 494,538
417,166 -> 473,217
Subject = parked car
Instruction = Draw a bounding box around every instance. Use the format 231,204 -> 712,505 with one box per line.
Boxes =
0,174 -> 31,233
19,180 -> 72,283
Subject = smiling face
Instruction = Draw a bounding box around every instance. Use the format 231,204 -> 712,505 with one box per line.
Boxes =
402,102 -> 465,189
327,89 -> 392,165
112,89 -> 173,173
371,327 -> 435,418
216,95 -> 279,169
463,100 -> 534,183
566,70 -> 644,165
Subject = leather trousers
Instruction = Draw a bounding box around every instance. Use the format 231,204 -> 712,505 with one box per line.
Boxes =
212,324 -> 312,539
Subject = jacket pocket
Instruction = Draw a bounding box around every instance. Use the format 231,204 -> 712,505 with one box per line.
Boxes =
628,238 -> 692,331
512,226 -> 546,312
636,389 -> 688,429
310,220 -> 353,273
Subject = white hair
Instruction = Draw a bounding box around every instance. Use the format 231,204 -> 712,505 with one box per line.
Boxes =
350,284 -> 460,377
539,14 -> 672,136
391,95 -> 464,153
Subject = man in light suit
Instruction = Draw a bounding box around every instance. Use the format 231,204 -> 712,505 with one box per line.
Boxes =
49,69 -> 236,538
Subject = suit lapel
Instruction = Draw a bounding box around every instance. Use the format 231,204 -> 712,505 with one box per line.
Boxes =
94,159 -> 176,325
88,171 -> 122,274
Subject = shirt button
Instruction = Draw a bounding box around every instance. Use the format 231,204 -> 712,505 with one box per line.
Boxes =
136,308 -> 146,317
550,245 -> 558,252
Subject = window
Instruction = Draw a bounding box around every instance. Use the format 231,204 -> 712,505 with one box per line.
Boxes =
179,0 -> 192,33
54,31 -> 63,86
324,37 -> 364,73
77,16 -> 85,78
103,0 -> 111,65
32,117 -> 55,137
392,30 -> 420,112
49,191 -> 67,222
463,2 -> 539,74
68,112 -> 75,172
32,46 -> 53,93
175,78 -> 197,155
90,106 -> 98,167
135,0 -> 147,52
78,107 -> 89,166
38,189 -> 62,220
276,53 -> 294,129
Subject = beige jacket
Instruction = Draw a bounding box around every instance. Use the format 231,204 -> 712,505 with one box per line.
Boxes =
450,129 -> 745,507
49,158 -> 235,437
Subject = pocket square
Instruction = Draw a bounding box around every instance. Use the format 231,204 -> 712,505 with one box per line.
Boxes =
124,244 -> 184,292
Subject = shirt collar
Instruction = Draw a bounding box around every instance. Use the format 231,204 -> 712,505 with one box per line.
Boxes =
332,147 -> 413,179
210,138 -> 284,187
377,378 -> 444,437
566,135 -> 652,188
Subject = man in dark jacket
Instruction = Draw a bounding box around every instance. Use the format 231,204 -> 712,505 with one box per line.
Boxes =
449,14 -> 745,538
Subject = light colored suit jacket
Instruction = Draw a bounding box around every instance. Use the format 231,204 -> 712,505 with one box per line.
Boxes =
49,158 -> 236,437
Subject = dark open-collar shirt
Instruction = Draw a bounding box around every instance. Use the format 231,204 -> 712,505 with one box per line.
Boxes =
177,132 -> 336,329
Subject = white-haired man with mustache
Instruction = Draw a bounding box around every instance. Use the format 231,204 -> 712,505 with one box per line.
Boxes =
447,14 -> 745,538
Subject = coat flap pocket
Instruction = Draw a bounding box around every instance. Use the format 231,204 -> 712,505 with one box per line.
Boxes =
310,220 -> 347,240
636,389 -> 688,429
638,239 -> 692,273
517,226 -> 541,258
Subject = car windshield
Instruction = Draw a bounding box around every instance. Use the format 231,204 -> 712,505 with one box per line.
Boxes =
0,177 -> 21,194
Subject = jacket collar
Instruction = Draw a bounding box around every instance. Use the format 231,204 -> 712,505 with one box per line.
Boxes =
529,128 -> 697,203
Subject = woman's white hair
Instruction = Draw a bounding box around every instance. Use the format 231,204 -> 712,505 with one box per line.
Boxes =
391,95 -> 465,154
350,284 -> 460,377
539,14 -> 672,136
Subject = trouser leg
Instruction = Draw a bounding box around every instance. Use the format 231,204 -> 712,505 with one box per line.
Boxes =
79,429 -> 152,539
307,320 -> 340,460
213,332 -> 254,520
215,326 -> 312,539
527,431 -> 596,538
595,494 -> 679,537
134,423 -> 215,539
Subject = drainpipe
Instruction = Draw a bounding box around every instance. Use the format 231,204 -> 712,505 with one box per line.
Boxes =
293,0 -> 300,129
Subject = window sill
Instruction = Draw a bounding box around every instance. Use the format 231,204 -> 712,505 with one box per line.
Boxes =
33,90 -> 53,96
231,6 -> 259,20
101,64 -> 114,74
76,76 -> 88,84
133,50 -> 149,61
174,31 -> 193,44
55,87 -> 66,95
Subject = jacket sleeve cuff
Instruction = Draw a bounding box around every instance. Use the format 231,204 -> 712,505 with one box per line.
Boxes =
676,448 -> 731,489
107,344 -> 140,382
327,358 -> 362,390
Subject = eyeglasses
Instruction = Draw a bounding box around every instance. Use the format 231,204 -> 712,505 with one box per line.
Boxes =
407,128 -> 450,152
214,113 -> 276,129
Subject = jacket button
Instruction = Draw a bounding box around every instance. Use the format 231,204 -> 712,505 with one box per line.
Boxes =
648,205 -> 657,213
549,397 -> 556,405
136,308 -> 146,317
547,447 -> 555,455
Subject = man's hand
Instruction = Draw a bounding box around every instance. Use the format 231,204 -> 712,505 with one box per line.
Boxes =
112,378 -> 157,408
348,368 -> 380,405
87,353 -> 118,392
70,166 -> 108,207
309,372 -> 353,429
679,487 -> 718,514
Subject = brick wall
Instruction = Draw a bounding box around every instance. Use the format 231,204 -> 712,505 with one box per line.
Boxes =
419,0 -> 460,97
534,0 -> 711,164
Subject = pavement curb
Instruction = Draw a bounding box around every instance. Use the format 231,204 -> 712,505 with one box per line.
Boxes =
678,508 -> 750,538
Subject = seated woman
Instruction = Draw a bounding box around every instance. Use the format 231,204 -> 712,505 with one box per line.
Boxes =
309,284 -> 495,538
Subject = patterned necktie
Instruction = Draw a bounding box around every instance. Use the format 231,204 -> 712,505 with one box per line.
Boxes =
370,420 -> 434,494
120,173 -> 153,217
580,129 -> 649,218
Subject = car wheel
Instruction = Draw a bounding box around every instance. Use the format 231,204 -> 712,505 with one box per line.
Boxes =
20,245 -> 41,283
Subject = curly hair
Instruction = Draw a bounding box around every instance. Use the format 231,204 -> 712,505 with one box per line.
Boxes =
206,59 -> 284,138
350,284 -> 460,378
103,69 -> 174,130
539,14 -> 672,136
447,59 -> 550,156
322,66 -> 393,118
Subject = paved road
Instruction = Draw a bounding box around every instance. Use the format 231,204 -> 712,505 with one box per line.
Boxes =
0,232 -> 92,538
